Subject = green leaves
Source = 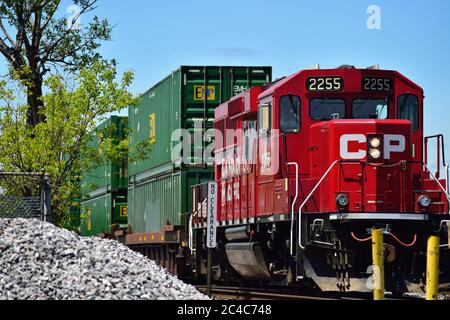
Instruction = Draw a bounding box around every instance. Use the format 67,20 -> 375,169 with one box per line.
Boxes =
0,0 -> 112,72
0,1 -> 148,229
0,0 -> 113,126
0,61 -> 138,227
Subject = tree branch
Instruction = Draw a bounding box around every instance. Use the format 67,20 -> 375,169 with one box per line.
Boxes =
14,2 -> 31,53
0,19 -> 15,46
39,0 -> 98,63
31,9 -> 42,50
39,0 -> 59,33
0,36 -> 15,64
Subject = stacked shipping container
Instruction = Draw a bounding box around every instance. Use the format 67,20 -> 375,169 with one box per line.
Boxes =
128,66 -> 272,233
80,116 -> 129,236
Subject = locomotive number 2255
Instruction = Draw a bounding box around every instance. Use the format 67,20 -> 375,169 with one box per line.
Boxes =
362,77 -> 393,92
307,77 -> 343,92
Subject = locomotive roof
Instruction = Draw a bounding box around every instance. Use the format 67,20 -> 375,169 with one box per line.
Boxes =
259,68 -> 423,99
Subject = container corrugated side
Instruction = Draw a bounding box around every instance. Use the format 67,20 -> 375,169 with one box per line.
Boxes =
80,192 -> 127,236
80,193 -> 112,236
128,168 -> 213,233
81,116 -> 128,196
128,66 -> 272,177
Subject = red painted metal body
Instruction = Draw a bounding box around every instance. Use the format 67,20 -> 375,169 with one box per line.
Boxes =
309,119 -> 413,213
213,68 -> 448,224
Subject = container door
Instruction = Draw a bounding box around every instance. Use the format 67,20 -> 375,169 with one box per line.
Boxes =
182,67 -> 221,166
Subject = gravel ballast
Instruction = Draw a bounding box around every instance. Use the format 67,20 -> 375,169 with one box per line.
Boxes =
0,218 -> 208,300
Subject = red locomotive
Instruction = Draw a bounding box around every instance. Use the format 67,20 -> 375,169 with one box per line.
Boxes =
191,65 -> 450,294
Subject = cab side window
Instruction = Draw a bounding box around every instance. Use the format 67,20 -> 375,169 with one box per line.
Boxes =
280,95 -> 301,133
258,103 -> 272,134
398,95 -> 419,132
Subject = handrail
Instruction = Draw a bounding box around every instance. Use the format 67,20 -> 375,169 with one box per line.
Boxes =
423,163 -> 450,204
188,196 -> 207,253
425,134 -> 446,165
188,215 -> 194,253
188,187 -> 196,253
446,164 -> 450,214
424,134 -> 446,179
291,160 -> 449,253
446,164 -> 450,191
287,162 -> 299,256
298,160 -> 340,250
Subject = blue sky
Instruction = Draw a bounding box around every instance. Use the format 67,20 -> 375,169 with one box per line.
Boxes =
92,0 -> 450,162
8,1 -> 450,164
88,1 -> 450,140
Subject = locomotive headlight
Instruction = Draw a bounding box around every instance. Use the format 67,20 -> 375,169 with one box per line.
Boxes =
367,135 -> 383,162
369,137 -> 381,148
336,194 -> 349,208
418,195 -> 432,208
369,148 -> 382,159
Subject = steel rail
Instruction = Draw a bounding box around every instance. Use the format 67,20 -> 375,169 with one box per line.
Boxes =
196,286 -> 341,301
195,286 -> 427,301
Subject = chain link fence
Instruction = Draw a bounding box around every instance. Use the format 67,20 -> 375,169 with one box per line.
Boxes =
0,172 -> 51,222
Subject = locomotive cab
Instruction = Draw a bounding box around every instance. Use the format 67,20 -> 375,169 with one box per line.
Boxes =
192,65 -> 450,295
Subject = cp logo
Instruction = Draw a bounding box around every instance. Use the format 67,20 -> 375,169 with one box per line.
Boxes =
340,134 -> 406,160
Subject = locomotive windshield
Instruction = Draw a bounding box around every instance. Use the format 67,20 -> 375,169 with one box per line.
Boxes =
310,98 -> 345,120
310,98 -> 389,120
352,99 -> 388,119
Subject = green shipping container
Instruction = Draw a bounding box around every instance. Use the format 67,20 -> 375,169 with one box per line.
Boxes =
80,192 -> 128,236
128,66 -> 272,177
81,116 -> 128,197
128,168 -> 213,233
64,200 -> 81,233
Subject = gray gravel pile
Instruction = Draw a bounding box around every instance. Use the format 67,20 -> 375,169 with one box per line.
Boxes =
0,218 -> 208,300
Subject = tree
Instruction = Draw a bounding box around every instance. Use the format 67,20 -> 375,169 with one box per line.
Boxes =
0,0 -> 111,126
0,60 -> 148,227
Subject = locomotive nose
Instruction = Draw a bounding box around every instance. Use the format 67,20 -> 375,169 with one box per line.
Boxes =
310,120 -> 413,213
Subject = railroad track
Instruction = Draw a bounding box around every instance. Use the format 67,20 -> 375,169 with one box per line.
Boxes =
196,286 -> 436,301
196,286 -> 366,301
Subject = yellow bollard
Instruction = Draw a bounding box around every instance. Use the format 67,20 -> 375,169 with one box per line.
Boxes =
372,228 -> 385,300
426,235 -> 440,300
